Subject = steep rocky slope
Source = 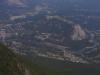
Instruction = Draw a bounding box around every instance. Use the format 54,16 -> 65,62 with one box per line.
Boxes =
0,44 -> 31,75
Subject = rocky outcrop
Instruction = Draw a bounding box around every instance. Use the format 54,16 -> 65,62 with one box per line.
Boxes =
71,24 -> 87,40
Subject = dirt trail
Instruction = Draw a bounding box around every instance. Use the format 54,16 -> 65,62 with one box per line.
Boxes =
25,68 -> 31,75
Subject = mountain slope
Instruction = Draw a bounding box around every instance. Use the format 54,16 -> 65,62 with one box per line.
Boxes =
0,44 -> 100,75
0,44 -> 27,75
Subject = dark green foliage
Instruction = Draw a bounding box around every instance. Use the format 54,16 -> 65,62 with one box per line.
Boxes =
0,44 -> 100,75
0,44 -> 24,75
22,55 -> 100,75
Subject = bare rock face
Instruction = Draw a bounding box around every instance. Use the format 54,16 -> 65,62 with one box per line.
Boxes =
0,0 -> 34,7
6,0 -> 27,7
71,24 -> 87,40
